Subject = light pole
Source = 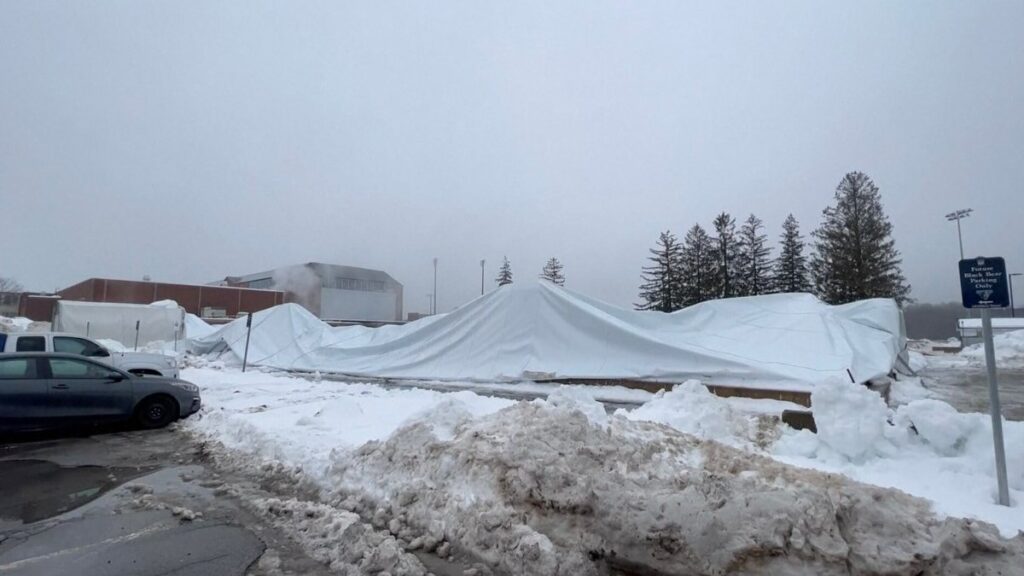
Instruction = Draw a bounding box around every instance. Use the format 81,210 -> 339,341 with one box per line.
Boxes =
426,293 -> 432,315
945,208 -> 973,260
480,259 -> 485,295
432,258 -> 438,315
1011,273 -> 1022,318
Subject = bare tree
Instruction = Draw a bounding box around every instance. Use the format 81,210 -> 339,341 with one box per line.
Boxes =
0,277 -> 23,293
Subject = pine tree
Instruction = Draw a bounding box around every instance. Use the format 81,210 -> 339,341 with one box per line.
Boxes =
679,224 -> 717,307
735,214 -> 772,296
636,231 -> 683,311
539,257 -> 565,286
495,256 -> 514,286
773,214 -> 812,293
712,212 -> 741,298
811,172 -> 912,305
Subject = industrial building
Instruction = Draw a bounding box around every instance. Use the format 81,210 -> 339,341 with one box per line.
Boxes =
220,262 -> 404,323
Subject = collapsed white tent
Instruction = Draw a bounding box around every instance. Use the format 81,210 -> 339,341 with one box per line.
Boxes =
190,281 -> 906,390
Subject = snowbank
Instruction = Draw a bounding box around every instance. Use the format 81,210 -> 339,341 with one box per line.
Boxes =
961,329 -> 1024,368
773,380 -> 1024,536
0,316 -> 33,332
184,367 -> 1024,573
189,282 -> 905,388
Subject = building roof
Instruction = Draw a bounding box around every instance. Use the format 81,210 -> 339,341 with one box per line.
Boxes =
225,262 -> 402,288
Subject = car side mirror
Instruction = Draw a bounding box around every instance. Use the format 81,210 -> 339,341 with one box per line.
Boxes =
95,348 -> 111,358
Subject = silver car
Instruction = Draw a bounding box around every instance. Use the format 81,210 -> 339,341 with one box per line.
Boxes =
0,352 -> 201,432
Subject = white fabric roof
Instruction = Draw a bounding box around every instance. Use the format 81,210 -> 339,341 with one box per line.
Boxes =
190,282 -> 906,390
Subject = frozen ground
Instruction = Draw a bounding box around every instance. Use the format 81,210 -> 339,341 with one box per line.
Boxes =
182,363 -> 1024,575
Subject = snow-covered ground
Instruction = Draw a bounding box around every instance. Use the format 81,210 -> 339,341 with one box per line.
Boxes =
181,361 -> 1024,573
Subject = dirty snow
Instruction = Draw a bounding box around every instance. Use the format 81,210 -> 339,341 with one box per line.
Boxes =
182,364 -> 1024,574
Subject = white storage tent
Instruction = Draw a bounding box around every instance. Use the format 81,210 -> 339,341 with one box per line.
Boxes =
54,300 -> 186,347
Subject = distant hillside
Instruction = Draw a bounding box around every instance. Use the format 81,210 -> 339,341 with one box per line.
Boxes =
903,302 -> 1017,340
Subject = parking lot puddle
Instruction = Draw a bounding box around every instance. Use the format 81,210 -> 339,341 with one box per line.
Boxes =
0,460 -> 155,525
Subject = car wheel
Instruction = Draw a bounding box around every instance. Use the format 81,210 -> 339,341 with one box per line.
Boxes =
136,396 -> 177,429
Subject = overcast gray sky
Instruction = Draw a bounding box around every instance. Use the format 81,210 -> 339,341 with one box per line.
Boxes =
2,1 -> 1022,313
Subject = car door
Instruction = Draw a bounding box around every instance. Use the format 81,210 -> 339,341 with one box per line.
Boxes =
45,357 -> 133,421
0,357 -> 47,430
53,336 -> 113,365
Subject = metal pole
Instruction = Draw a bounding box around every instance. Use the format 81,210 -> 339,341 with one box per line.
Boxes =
242,312 -> 253,373
1010,274 -> 1020,318
480,259 -> 485,295
956,217 -> 964,260
433,258 -> 438,315
134,320 -> 140,351
980,308 -> 1010,506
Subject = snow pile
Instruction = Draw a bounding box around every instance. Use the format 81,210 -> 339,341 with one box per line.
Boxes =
908,350 -> 930,372
185,367 -> 514,482
620,380 -> 788,449
0,316 -> 33,332
811,378 -> 890,461
961,329 -> 1024,368
184,367 -> 1024,571
96,338 -> 127,352
190,282 -> 906,388
889,376 -> 934,405
323,401 -> 1024,575
773,380 -> 1024,536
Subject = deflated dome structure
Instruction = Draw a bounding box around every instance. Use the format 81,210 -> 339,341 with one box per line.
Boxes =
190,281 -> 906,390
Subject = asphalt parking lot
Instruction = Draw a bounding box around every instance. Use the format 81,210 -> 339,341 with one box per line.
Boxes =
0,426 -> 332,576
920,366 -> 1024,421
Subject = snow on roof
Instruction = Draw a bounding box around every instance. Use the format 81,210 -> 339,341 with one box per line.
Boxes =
957,318 -> 1024,329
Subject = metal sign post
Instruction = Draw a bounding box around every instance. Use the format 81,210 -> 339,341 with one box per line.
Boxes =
958,256 -> 1010,506
242,313 -> 253,373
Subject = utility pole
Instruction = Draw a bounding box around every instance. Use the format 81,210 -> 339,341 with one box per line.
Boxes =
946,208 -> 973,324
1011,273 -> 1022,318
945,208 -> 973,260
433,258 -> 438,315
480,259 -> 485,295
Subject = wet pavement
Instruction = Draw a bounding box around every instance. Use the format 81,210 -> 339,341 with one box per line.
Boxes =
919,363 -> 1024,421
0,427 -> 332,576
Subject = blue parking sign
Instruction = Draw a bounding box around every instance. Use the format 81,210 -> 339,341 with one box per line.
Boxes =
959,257 -> 1009,308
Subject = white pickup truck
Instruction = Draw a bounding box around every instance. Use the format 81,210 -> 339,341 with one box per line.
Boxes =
0,332 -> 180,379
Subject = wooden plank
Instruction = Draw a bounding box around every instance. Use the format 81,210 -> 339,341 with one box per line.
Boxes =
545,378 -> 812,408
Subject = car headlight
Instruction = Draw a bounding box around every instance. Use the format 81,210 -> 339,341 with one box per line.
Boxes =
171,381 -> 199,393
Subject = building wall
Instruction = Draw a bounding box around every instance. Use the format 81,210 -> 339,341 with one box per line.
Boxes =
227,262 -> 403,321
56,278 -> 284,317
320,287 -> 399,321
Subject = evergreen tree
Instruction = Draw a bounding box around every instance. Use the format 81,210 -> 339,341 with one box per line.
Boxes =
773,214 -> 812,293
539,257 -> 565,286
735,214 -> 772,296
495,256 -> 514,286
811,172 -> 912,305
712,212 -> 741,298
636,231 -> 683,311
679,224 -> 717,307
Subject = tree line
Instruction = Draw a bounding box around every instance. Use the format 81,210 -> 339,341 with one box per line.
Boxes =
637,171 -> 911,311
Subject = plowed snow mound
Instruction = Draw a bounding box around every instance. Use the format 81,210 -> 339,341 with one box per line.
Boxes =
328,401 -> 1024,576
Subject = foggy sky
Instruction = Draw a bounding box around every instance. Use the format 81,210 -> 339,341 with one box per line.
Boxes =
2,1 -> 1023,314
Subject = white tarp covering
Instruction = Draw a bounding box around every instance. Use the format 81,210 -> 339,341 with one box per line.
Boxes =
54,300 -> 185,346
190,282 -> 905,389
